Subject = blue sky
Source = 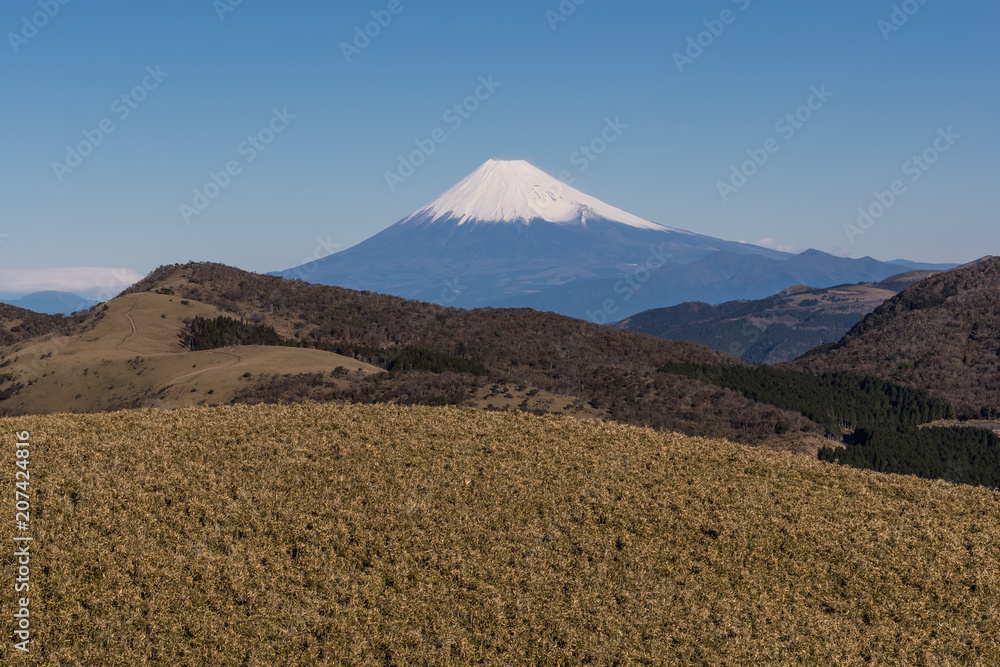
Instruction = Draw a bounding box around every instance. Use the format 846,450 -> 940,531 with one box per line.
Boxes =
1,0 -> 997,295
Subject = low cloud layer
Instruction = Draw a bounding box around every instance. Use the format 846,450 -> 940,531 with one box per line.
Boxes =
0,267 -> 143,298
752,237 -> 798,254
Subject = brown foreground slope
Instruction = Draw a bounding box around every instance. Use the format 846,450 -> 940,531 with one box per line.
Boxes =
3,402 -> 998,665
794,257 -> 1000,417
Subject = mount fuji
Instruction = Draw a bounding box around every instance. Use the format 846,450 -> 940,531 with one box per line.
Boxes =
278,160 -> 942,318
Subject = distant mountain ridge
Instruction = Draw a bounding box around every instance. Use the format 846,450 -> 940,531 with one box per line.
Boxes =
0,291 -> 98,315
613,270 -> 941,363
502,249 -> 946,321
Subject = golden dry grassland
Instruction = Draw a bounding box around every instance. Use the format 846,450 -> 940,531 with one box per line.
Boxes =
2,402 -> 999,665
0,293 -> 382,415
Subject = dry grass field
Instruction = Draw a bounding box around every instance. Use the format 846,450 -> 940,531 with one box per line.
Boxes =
2,403 -> 999,665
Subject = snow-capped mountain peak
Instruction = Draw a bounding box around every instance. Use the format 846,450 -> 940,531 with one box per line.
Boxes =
403,159 -> 672,231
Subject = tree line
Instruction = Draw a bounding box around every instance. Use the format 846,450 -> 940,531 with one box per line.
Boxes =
181,315 -> 286,350
661,362 -> 1000,488
181,315 -> 488,376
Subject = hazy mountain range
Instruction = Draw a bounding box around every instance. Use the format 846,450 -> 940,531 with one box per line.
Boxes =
613,270 -> 941,363
0,290 -> 98,315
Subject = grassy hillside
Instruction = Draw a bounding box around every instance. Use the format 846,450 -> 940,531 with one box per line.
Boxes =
0,292 -> 383,415
795,257 -> 1000,417
3,403 -> 999,665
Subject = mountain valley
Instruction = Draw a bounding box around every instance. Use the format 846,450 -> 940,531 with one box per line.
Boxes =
614,270 -> 940,363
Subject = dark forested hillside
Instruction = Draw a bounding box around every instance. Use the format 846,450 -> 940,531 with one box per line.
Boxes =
0,302 -> 80,347
794,257 -> 1000,417
182,315 -> 286,350
182,315 -> 489,376
661,363 -> 955,431
664,362 -> 1000,488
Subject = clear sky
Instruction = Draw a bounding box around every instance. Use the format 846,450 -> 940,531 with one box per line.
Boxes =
1,0 -> 997,295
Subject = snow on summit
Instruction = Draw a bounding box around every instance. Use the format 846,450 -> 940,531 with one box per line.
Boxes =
404,159 -> 672,231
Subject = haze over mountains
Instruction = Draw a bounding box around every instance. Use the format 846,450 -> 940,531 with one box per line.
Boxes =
0,291 -> 98,315
279,159 -> 952,319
